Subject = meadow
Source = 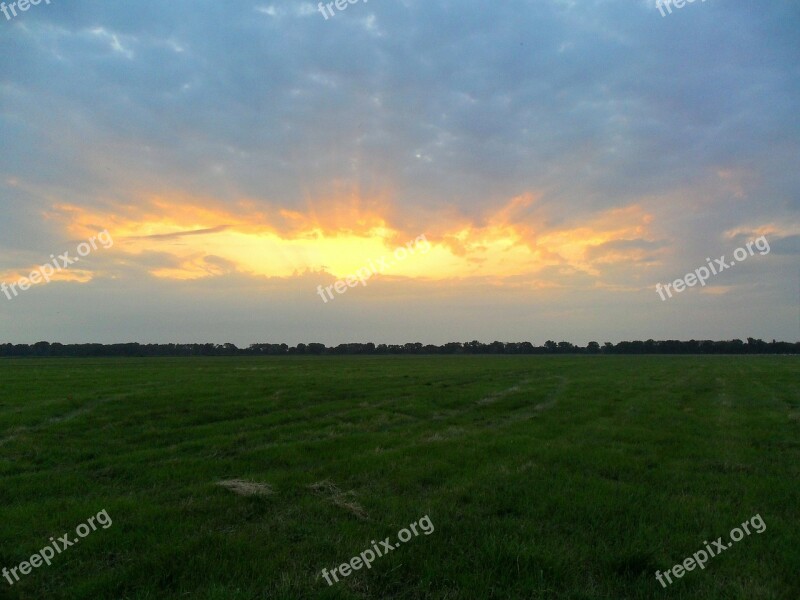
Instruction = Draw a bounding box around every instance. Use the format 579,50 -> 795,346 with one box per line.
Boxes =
0,356 -> 797,599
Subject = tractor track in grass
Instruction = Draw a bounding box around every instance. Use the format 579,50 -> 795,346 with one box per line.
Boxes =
421,375 -> 571,443
0,390 -> 150,447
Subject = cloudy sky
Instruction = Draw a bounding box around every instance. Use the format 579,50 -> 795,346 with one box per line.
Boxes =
1,0 -> 798,345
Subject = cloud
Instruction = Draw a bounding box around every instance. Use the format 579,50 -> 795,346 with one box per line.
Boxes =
125,226 -> 231,241
0,0 -> 797,342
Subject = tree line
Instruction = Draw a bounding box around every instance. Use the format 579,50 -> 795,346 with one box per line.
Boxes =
0,339 -> 797,357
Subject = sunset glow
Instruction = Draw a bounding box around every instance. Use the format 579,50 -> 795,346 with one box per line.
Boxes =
1,0 -> 796,344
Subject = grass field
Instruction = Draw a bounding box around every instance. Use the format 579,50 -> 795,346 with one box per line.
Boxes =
0,356 -> 798,599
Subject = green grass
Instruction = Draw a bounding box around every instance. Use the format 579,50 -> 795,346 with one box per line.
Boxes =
0,356 -> 798,599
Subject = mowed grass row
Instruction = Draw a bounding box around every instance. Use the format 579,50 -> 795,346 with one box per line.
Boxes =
0,356 -> 797,599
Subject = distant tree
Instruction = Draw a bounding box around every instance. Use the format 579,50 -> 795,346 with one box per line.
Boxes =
32,341 -> 51,357
489,341 -> 506,354
0,338 -> 795,357
465,340 -> 484,354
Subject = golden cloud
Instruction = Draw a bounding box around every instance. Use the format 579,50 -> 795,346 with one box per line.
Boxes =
38,190 -> 657,285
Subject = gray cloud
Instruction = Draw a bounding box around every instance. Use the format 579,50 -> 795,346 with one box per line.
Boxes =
0,0 -> 798,341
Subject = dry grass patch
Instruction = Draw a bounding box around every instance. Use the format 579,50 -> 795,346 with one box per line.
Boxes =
216,479 -> 274,497
308,480 -> 369,520
424,426 -> 466,442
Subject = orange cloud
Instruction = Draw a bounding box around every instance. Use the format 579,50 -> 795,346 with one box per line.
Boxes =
40,191 -> 657,285
0,267 -> 93,285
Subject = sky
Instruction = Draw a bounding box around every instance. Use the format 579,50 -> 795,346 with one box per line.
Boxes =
0,0 -> 798,346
